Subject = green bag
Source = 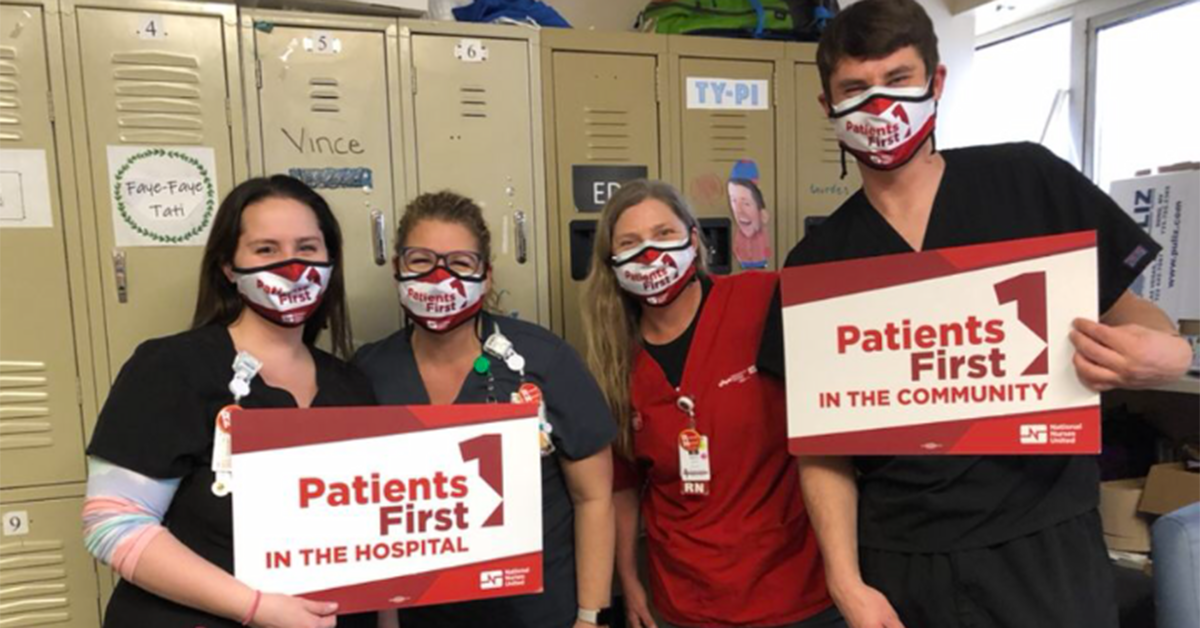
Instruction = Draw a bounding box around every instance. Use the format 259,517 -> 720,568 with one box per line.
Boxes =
638,0 -> 836,41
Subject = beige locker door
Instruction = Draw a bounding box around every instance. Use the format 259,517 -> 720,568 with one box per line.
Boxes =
252,25 -> 400,347
410,35 -> 541,322
0,5 -> 87,489
793,63 -> 860,244
74,8 -> 238,375
550,51 -> 660,349
679,58 -> 776,273
0,496 -> 101,626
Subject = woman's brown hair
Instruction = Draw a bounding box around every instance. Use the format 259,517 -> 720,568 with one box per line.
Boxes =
192,175 -> 353,358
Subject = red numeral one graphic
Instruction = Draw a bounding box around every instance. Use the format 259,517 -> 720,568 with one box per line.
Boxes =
994,271 -> 1049,376
460,434 -> 504,527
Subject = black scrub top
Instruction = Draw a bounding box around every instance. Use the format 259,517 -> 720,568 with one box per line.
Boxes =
353,312 -> 617,628
757,142 -> 1161,553
87,324 -> 377,628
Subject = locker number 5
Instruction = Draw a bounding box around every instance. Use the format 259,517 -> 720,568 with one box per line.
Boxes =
305,31 -> 342,55
3,511 -> 29,536
138,15 -> 167,40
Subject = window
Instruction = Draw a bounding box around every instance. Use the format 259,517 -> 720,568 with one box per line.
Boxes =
960,21 -> 1074,161
1089,0 -> 1200,192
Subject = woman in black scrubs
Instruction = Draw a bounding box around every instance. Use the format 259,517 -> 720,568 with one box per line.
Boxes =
84,176 -> 375,628
354,191 -> 617,628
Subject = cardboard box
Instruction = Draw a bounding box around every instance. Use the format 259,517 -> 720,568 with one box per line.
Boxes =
1138,462 -> 1200,516
1110,167 -> 1200,323
1101,478 -> 1152,552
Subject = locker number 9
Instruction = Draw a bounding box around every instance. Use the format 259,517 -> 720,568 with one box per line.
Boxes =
3,511 -> 29,536
138,15 -> 167,40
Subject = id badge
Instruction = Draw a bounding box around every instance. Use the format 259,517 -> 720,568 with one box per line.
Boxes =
211,405 -> 238,496
678,432 -> 711,485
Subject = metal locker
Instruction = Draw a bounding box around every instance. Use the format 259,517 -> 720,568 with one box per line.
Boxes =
790,46 -> 861,247
671,38 -> 785,274
0,1 -> 92,490
541,30 -> 668,349
61,0 -> 246,385
0,485 -> 102,627
242,11 -> 404,348
401,23 -> 549,325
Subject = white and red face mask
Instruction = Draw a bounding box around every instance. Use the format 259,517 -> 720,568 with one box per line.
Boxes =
611,238 -> 698,307
831,82 -> 937,171
397,267 -> 486,333
233,259 -> 333,327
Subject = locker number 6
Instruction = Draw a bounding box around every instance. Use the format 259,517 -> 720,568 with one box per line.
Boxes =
3,511 -> 29,536
138,15 -> 167,40
455,39 -> 489,63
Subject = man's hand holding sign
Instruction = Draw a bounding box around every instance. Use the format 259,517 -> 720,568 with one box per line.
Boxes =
1070,292 -> 1194,392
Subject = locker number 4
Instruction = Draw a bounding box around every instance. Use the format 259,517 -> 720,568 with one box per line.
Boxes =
3,511 -> 29,536
455,39 -> 488,63
138,15 -> 167,39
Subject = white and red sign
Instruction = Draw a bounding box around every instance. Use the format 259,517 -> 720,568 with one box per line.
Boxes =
231,404 -> 543,613
781,231 -> 1101,455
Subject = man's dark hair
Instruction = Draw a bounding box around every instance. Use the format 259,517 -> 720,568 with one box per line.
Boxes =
817,0 -> 939,98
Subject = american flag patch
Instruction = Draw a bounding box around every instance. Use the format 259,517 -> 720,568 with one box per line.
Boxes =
1124,245 -> 1149,268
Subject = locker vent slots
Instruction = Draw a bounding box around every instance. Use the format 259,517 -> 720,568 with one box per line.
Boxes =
0,538 -> 72,623
0,45 -> 21,141
310,77 -> 340,113
460,85 -> 488,119
111,50 -> 203,144
584,107 -> 631,162
708,112 -> 748,164
0,361 -> 53,451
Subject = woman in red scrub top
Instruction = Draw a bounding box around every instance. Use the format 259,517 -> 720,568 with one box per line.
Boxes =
581,180 -> 842,628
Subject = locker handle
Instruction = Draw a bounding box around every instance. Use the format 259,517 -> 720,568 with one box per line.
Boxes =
370,209 -> 388,267
514,210 -> 528,265
113,250 -> 128,304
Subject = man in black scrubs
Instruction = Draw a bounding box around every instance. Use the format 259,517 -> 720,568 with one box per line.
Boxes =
757,1 -> 1194,627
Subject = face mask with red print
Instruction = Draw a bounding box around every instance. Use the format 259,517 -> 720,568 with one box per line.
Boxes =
611,238 -> 698,307
233,259 -> 333,327
396,267 -> 487,333
831,81 -> 937,171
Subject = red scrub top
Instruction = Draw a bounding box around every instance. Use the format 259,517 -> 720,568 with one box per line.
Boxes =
617,272 -> 831,627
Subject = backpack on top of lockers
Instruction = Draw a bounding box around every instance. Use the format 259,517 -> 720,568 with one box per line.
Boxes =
637,0 -> 839,41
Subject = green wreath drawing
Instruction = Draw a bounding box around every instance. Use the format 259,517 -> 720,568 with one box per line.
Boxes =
112,148 -> 216,244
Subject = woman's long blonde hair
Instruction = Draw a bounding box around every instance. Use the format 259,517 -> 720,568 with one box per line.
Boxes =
581,179 -> 709,459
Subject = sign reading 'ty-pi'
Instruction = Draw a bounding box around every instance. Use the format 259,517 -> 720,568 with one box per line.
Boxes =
686,77 -> 770,110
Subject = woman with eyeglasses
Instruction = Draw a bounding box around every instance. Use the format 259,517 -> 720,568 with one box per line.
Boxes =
353,191 -> 618,628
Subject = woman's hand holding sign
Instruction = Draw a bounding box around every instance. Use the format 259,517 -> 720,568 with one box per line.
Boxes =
252,594 -> 339,628
1071,292 -> 1192,391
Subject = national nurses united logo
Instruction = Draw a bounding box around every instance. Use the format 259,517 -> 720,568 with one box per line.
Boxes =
107,146 -> 219,247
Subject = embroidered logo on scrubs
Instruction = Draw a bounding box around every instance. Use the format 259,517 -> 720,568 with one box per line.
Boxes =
717,365 -> 758,388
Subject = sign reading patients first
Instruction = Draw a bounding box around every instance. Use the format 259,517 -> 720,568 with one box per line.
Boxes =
231,404 -> 543,613
781,232 -> 1101,455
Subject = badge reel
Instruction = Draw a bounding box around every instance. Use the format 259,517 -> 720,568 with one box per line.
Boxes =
212,351 -> 262,497
677,395 -> 711,495
483,325 -> 554,456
